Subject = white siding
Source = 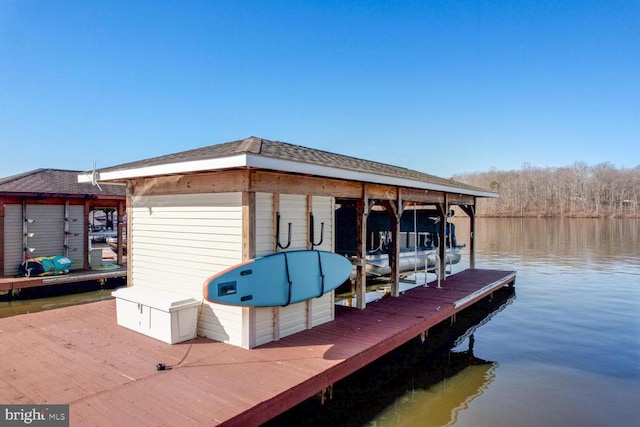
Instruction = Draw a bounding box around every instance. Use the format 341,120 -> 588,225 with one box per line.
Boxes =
254,193 -> 276,345
3,205 -> 23,275
277,194 -> 308,250
255,192 -> 274,257
130,192 -> 245,346
310,292 -> 335,326
278,303 -> 308,337
255,307 -> 276,347
310,195 -> 334,252
25,205 -> 64,259
254,193 -> 336,346
309,196 -> 335,327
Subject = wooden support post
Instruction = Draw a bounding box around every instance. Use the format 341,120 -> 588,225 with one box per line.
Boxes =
355,197 -> 368,309
242,191 -> 256,349
306,195 -> 313,250
436,197 -> 447,281
385,194 -> 404,297
116,200 -> 125,266
390,211 -> 400,296
305,195 -> 313,328
272,193 -> 281,341
0,201 -> 4,276
83,201 -> 91,270
459,202 -> 476,269
126,184 -> 133,281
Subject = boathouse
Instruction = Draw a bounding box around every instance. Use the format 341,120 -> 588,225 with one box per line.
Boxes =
0,169 -> 126,277
81,137 -> 497,349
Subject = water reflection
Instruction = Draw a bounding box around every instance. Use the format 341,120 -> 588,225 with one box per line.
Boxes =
0,279 -> 125,318
369,359 -> 496,427
454,217 -> 640,269
265,287 -> 516,427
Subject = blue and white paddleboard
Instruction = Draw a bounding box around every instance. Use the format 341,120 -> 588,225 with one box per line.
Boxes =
203,250 -> 353,307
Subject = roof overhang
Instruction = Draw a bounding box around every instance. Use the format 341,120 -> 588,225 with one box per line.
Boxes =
79,153 -> 498,198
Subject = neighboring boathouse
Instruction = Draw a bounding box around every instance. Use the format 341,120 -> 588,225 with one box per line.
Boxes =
0,169 -> 126,277
81,137 -> 497,349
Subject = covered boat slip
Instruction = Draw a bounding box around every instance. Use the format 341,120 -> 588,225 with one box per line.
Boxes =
80,139 -> 497,345
0,268 -> 515,426
0,169 -> 128,292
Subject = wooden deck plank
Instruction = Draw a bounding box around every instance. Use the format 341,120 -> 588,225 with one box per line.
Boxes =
0,268 -> 515,426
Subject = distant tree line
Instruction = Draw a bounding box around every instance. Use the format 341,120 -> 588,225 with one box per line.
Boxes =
453,162 -> 640,217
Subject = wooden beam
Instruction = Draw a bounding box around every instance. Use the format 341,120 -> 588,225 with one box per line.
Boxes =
306,195 -> 313,328
249,170 -> 362,198
125,184 -> 133,283
459,203 -> 476,269
446,194 -> 475,205
271,193 -> 281,341
389,205 -> 401,297
0,201 -> 5,276
398,188 -> 446,204
83,201 -> 90,270
116,200 -> 125,266
242,191 -> 257,349
272,193 -> 280,253
382,197 -> 405,298
242,192 -> 256,261
365,184 -> 398,201
306,195 -> 313,250
355,197 -> 368,309
436,198 -> 447,281
130,170 -> 250,196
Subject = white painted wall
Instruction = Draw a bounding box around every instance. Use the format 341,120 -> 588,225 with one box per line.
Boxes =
130,192 -> 245,346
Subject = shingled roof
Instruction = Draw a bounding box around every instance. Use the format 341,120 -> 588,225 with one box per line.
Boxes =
0,169 -> 125,197
91,137 -> 496,197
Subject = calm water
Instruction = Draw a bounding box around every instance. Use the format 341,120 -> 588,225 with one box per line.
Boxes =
270,218 -> 640,426
0,280 -> 124,318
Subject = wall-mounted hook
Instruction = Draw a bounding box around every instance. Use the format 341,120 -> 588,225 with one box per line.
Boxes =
276,212 -> 292,250
309,213 -> 324,247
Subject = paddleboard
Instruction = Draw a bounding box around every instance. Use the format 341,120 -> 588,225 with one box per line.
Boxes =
203,250 -> 353,307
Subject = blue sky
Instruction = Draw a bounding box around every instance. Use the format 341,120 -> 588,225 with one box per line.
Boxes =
1,1 -> 638,179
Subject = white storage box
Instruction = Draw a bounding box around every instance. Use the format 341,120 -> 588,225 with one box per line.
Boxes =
112,286 -> 200,344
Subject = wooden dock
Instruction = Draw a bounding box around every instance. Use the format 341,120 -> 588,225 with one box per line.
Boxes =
0,268 -> 514,426
0,266 -> 127,293
0,249 -> 126,294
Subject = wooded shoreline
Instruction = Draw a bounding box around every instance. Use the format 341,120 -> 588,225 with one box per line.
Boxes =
454,162 -> 639,218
